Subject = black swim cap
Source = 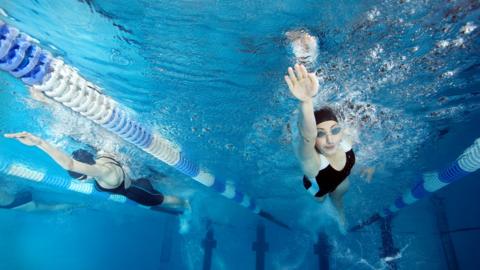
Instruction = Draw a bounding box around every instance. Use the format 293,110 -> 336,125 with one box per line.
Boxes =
68,149 -> 95,179
314,107 -> 338,124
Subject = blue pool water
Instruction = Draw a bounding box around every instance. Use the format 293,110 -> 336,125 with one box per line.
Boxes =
0,0 -> 479,269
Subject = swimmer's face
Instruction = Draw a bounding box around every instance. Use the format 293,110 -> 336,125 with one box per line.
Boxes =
315,120 -> 342,156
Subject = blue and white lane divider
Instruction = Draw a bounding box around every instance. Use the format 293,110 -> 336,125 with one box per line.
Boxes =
0,156 -> 182,215
0,21 -> 51,85
350,137 -> 480,232
0,21 -> 289,227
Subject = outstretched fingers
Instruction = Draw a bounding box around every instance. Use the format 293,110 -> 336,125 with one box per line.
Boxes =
4,132 -> 27,139
300,64 -> 309,78
4,133 -> 18,138
294,64 -> 304,79
284,75 -> 294,90
308,73 -> 317,85
287,67 -> 297,85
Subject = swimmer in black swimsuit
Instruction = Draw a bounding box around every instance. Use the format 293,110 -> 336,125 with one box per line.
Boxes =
4,132 -> 187,211
285,64 -> 355,228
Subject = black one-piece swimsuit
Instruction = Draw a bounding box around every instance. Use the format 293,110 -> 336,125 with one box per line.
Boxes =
93,156 -> 164,206
303,149 -> 356,198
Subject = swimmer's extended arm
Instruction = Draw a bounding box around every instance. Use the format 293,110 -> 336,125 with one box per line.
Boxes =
285,64 -> 320,176
296,100 -> 320,176
4,132 -> 105,178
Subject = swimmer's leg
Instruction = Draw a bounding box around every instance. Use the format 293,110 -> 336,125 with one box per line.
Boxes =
151,195 -> 189,215
314,196 -> 327,203
161,195 -> 189,210
329,178 -> 350,229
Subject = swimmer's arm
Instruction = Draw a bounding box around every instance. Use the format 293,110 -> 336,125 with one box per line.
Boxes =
296,135 -> 320,177
285,64 -> 319,142
4,132 -> 105,178
295,100 -> 321,175
36,140 -> 106,178
298,99 -> 318,142
285,64 -> 319,171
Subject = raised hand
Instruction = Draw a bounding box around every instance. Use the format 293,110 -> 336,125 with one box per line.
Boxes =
4,132 -> 43,147
284,64 -> 319,102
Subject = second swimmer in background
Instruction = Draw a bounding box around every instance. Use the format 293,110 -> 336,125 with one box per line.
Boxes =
4,132 -> 188,213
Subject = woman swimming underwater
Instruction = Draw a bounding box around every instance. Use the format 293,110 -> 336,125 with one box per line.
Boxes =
4,132 -> 188,212
285,63 -> 355,228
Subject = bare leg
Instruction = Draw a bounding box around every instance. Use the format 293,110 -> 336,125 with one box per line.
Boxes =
329,178 -> 350,229
150,196 -> 189,216
155,195 -> 188,210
